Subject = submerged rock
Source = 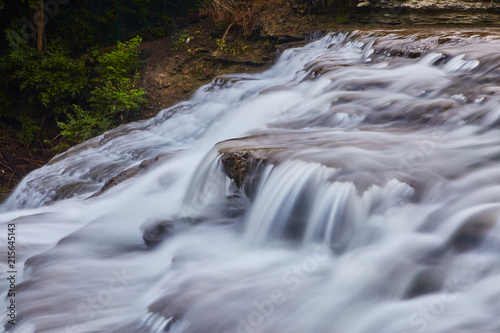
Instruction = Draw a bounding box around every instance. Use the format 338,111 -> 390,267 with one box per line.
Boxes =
88,153 -> 170,198
405,269 -> 442,299
142,220 -> 175,248
449,211 -> 494,253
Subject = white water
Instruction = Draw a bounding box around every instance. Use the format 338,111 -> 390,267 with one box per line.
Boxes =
3,29 -> 500,332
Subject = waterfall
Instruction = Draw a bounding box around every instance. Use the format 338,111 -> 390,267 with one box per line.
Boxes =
2,29 -> 500,333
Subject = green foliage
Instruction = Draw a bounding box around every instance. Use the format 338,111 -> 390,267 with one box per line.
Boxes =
262,39 -> 274,51
215,38 -> 251,56
1,24 -> 87,147
3,23 -> 87,118
336,6 -> 347,24
89,78 -> 145,118
2,23 -> 146,146
0,0 -> 203,155
91,0 -> 165,43
91,36 -> 146,122
215,38 -> 227,52
58,105 -> 111,143
27,0 -> 39,9
0,56 -> 17,121
96,36 -> 142,81
15,45 -> 87,114
52,9 -> 97,55
4,23 -> 36,65
17,115 -> 40,146
0,88 -> 14,119
57,36 -> 146,143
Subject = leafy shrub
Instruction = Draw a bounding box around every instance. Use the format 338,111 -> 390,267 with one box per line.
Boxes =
96,36 -> 142,81
15,44 -> 88,115
93,36 -> 146,122
50,9 -> 97,55
1,23 -> 88,147
58,36 -> 146,143
58,105 -> 111,143
17,115 -> 40,146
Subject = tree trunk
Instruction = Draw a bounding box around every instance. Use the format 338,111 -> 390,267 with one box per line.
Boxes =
36,0 -> 44,51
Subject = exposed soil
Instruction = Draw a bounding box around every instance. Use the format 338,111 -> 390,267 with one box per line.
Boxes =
137,18 -> 276,118
135,13 -> 331,118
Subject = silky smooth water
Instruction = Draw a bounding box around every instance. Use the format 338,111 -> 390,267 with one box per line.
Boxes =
2,29 -> 500,333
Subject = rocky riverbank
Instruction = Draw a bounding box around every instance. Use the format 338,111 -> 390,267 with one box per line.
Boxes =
2,0 -> 500,202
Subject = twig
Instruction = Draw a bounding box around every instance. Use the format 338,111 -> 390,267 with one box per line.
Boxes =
48,133 -> 62,144
7,171 -> 17,189
221,22 -> 234,44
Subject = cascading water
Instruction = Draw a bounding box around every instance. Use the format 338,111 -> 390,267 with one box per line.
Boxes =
2,28 -> 500,333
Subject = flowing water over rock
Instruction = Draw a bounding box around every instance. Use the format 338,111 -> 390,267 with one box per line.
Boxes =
3,28 -> 500,332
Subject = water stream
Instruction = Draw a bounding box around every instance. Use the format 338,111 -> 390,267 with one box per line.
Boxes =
2,29 -> 500,332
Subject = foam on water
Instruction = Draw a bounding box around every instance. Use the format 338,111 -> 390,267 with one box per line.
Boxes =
2,29 -> 500,332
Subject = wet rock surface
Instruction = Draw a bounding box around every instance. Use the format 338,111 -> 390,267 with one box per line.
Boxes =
356,0 -> 500,25
220,150 -> 267,199
142,220 -> 175,248
89,153 -> 170,198
7,28 -> 500,333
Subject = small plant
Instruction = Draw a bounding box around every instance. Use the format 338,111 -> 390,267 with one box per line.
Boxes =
187,47 -> 199,56
262,39 -> 274,51
216,38 -> 228,53
58,105 -> 110,143
336,7 -> 347,24
170,33 -> 194,51
215,38 -> 251,56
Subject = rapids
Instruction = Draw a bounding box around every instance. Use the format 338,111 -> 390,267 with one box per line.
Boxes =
2,29 -> 500,333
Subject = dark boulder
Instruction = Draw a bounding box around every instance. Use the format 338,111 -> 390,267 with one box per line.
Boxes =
449,210 -> 495,253
220,150 -> 267,199
143,220 -> 175,248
